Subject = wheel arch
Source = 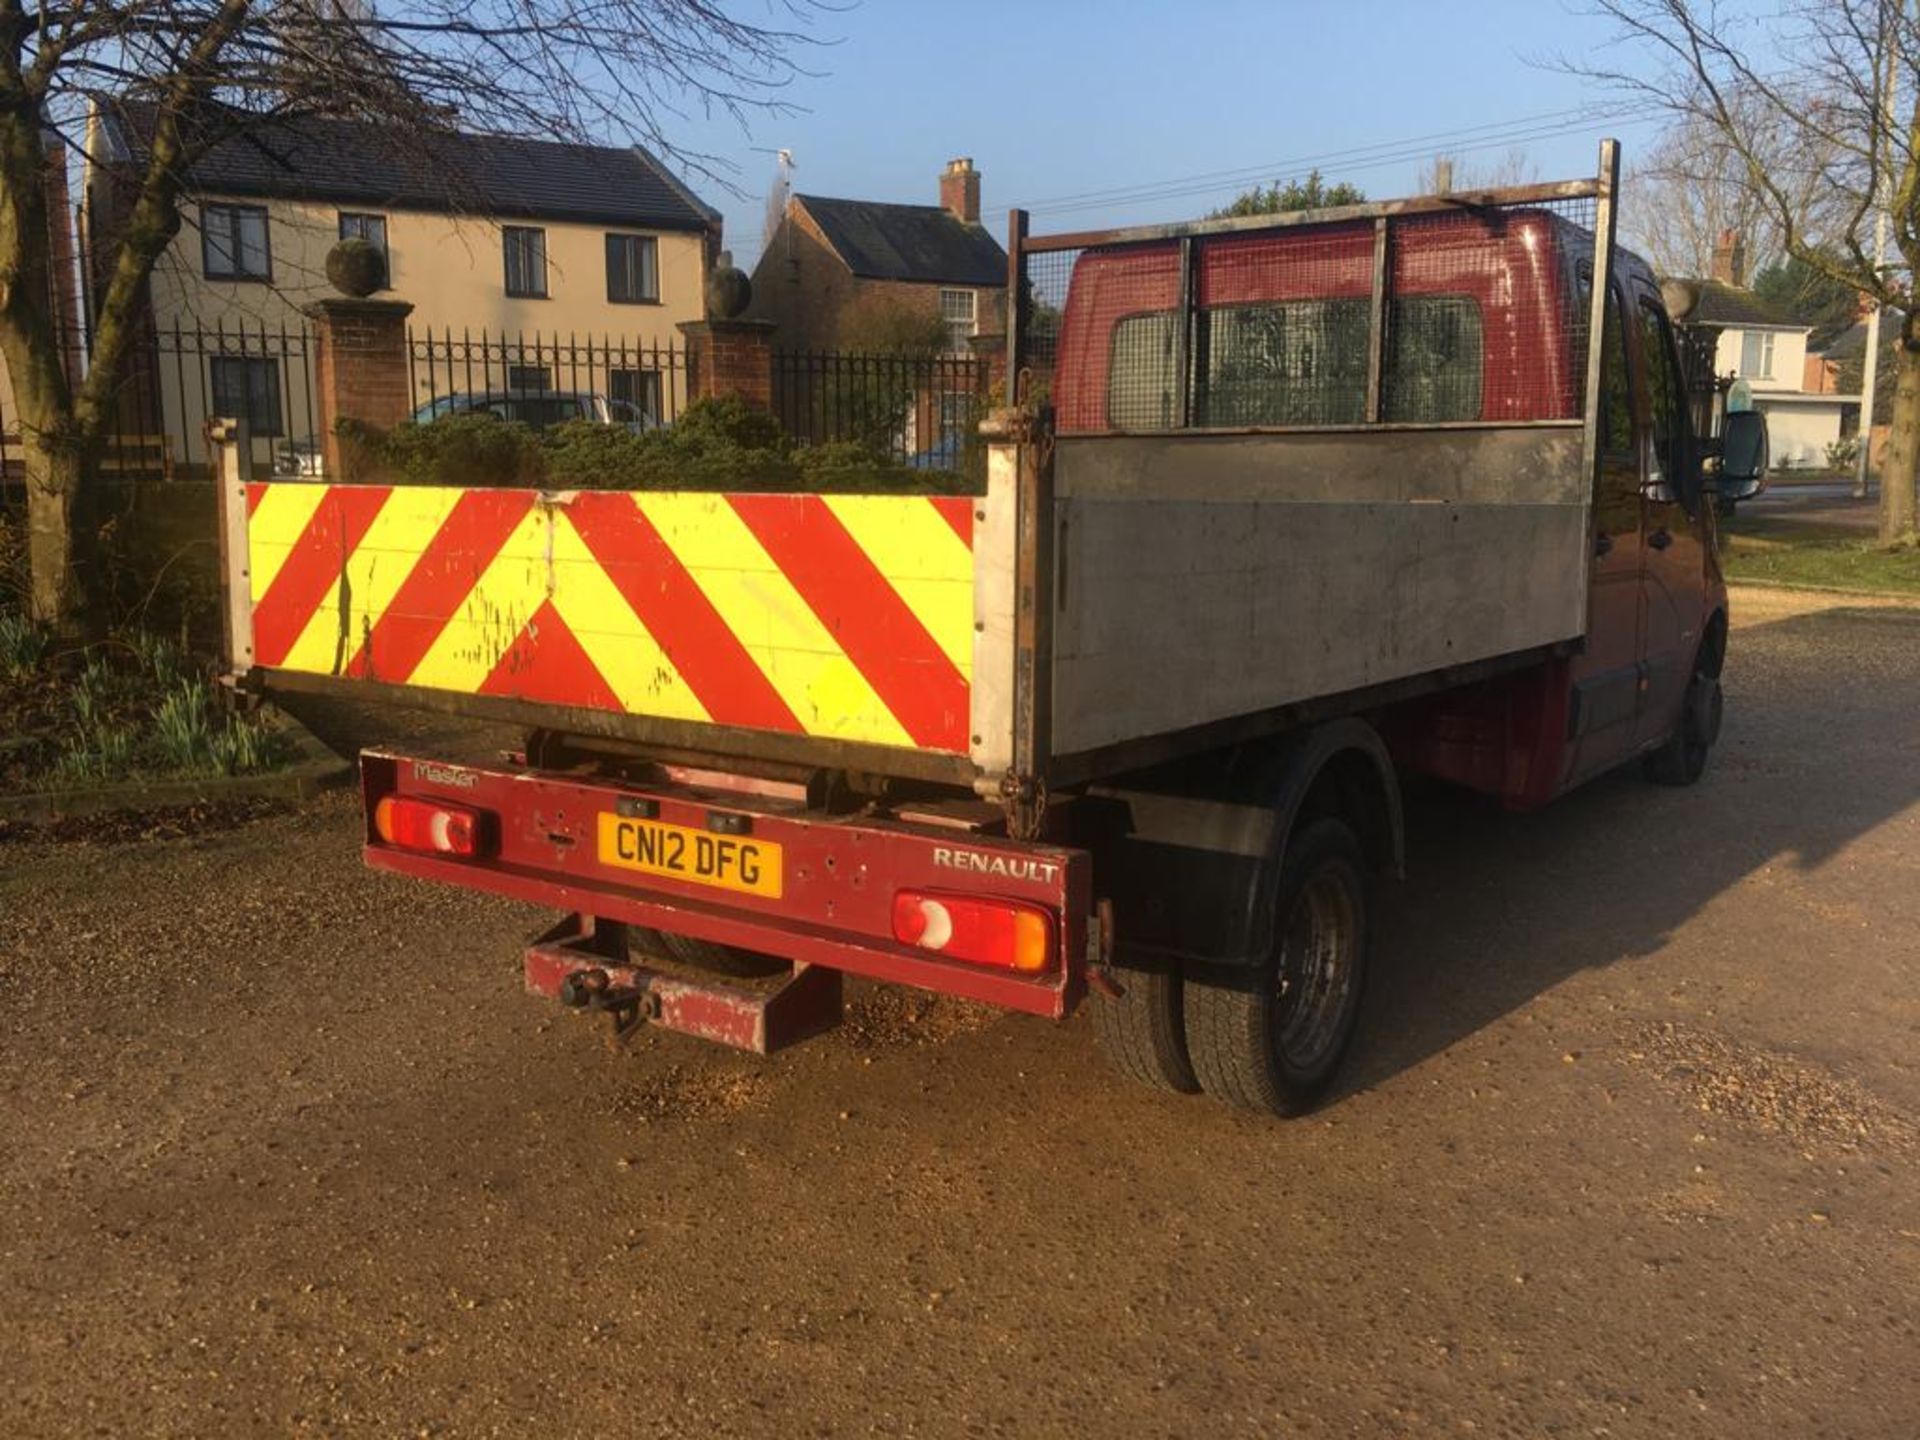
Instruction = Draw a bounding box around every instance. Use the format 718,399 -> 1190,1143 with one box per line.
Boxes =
1084,717 -> 1403,974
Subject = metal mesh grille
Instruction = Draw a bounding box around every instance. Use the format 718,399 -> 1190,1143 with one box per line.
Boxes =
1023,192 -> 1602,435
1015,245 -> 1080,417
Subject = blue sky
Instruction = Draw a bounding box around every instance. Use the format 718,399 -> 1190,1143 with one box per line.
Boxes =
666,1 -> 1666,267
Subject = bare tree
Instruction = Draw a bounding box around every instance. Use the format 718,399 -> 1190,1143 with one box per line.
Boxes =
1573,0 -> 1919,543
1624,111 -> 1789,278
1417,147 -> 1538,195
2,0 -> 820,625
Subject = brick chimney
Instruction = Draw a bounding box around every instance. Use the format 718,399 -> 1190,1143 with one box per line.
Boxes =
1710,227 -> 1747,287
940,157 -> 980,225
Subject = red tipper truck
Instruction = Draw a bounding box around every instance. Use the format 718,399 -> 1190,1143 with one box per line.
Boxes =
216,141 -> 1766,1115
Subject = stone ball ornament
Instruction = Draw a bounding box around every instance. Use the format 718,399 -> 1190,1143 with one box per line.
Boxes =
325,237 -> 388,297
705,250 -> 753,319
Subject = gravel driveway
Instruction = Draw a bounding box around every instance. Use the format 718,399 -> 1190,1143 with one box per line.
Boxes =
3,587 -> 1917,1438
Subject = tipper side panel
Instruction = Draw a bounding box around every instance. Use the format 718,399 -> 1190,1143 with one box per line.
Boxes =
1049,428 -> 1588,757
239,482 -> 980,759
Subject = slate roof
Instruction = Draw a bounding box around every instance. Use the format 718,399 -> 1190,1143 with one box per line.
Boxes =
796,195 -> 1006,287
95,98 -> 717,232
1686,281 -> 1798,329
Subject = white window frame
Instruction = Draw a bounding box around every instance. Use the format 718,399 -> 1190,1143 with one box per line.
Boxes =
940,288 -> 978,353
1739,329 -> 1776,380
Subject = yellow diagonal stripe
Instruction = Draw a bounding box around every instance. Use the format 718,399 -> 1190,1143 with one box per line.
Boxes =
246,482 -> 329,604
822,494 -> 975,677
634,492 -> 914,747
548,510 -> 709,721
407,502 -> 553,692
275,487 -> 464,676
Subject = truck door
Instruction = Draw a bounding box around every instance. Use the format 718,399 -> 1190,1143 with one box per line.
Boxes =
1568,272 -> 1644,782
1631,288 -> 1707,750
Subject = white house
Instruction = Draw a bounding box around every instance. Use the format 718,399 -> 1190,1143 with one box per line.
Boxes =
1686,233 -> 1859,469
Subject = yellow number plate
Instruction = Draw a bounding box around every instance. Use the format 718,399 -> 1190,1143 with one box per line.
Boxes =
596,814 -> 783,899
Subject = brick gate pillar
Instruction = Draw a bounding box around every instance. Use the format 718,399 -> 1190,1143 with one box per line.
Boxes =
304,297 -> 415,478
679,318 -> 777,410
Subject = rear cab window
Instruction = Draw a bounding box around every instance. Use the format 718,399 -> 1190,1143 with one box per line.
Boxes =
1067,212 -> 1573,433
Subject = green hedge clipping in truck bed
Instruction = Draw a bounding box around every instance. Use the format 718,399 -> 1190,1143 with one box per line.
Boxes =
337,396 -> 979,495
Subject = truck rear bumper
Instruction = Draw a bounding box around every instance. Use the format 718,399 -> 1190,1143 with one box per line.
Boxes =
360,751 -> 1090,1022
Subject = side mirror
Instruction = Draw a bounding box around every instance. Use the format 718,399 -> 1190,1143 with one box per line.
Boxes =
1714,408 -> 1768,502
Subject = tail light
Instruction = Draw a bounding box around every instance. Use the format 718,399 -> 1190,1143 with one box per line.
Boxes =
892,890 -> 1053,973
373,794 -> 488,858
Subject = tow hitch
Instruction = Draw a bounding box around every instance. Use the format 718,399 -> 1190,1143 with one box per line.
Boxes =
527,914 -> 844,1055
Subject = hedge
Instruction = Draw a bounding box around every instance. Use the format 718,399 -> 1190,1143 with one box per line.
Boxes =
337,396 -> 978,495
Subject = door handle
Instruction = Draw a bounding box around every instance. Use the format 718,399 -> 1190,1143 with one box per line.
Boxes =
1648,527 -> 1673,551
1594,531 -> 1614,557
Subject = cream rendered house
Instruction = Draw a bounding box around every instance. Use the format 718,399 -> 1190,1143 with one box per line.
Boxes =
82,99 -> 720,470
1693,285 -> 1858,469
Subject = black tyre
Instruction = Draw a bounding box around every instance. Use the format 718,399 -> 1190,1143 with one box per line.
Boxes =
1090,952 -> 1200,1094
1183,817 -> 1369,1116
1644,627 -> 1726,788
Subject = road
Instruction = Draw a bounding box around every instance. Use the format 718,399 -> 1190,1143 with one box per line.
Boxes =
3,588 -> 1918,1438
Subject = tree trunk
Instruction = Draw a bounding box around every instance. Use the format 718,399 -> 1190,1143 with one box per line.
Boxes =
23,435 -> 83,624
1880,315 -> 1920,546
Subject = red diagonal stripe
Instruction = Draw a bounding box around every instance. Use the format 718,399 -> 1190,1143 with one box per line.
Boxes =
567,495 -> 801,734
245,481 -> 267,519
930,495 -> 974,549
345,489 -> 535,681
728,494 -> 969,751
251,485 -> 393,668
476,598 -> 621,711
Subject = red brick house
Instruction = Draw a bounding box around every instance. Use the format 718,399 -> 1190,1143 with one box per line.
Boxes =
749,158 -> 1007,353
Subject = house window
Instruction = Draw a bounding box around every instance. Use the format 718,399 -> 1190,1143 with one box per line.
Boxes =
506,364 -> 552,392
503,226 -> 548,298
940,288 -> 977,352
209,356 -> 284,437
202,204 -> 271,281
606,235 -> 660,304
610,368 -> 664,423
338,212 -> 389,283
1740,330 -> 1776,380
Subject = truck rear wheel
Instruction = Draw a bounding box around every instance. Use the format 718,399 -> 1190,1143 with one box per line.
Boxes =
1183,818 -> 1369,1116
1090,955 -> 1200,1094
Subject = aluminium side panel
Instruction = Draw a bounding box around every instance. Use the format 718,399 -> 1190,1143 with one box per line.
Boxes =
1048,427 -> 1589,759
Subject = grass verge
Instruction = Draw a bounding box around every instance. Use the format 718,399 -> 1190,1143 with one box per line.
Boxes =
1720,521 -> 1920,596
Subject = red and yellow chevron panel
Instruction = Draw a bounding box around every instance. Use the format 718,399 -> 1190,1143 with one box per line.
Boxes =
243,483 -> 978,754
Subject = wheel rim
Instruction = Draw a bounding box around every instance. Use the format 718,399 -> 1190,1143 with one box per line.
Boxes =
1274,864 -> 1360,1073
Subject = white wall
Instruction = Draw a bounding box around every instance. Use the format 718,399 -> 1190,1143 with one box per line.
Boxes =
1757,400 -> 1848,469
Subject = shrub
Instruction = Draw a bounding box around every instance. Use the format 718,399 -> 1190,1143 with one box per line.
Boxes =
347,412 -> 544,488
0,611 -> 49,680
339,393 -> 982,495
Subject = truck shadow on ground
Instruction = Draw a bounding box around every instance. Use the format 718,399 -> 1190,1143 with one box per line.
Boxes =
1334,603 -> 1920,1102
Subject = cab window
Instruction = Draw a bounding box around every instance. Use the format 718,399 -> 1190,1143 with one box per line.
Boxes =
1579,267 -> 1634,457
1637,297 -> 1692,500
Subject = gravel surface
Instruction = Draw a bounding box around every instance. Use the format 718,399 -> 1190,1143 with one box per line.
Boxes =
3,589 -> 1918,1438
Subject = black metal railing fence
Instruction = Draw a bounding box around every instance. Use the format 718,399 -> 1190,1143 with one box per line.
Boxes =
406,328 -> 691,430
770,348 -> 990,465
